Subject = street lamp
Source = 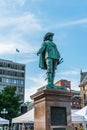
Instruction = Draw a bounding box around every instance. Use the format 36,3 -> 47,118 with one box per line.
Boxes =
1,108 -> 8,118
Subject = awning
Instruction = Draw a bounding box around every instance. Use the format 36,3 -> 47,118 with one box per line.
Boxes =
0,117 -> 9,124
12,108 -> 34,123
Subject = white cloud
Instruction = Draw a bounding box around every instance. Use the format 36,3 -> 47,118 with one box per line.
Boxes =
71,79 -> 80,91
0,0 -> 26,7
49,18 -> 87,29
59,18 -> 87,27
13,14 -> 42,32
25,87 -> 39,102
0,13 -> 42,32
17,0 -> 26,6
0,39 -> 37,54
0,1 -> 43,54
26,74 -> 46,88
19,58 -> 37,64
0,12 -> 42,55
60,70 -> 80,76
0,44 -> 15,54
25,74 -> 47,101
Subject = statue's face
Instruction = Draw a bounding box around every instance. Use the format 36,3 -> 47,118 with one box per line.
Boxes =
49,36 -> 53,41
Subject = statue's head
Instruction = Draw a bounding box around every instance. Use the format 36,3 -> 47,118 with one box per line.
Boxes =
43,32 -> 54,41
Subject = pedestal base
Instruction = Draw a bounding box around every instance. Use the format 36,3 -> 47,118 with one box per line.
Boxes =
31,88 -> 73,130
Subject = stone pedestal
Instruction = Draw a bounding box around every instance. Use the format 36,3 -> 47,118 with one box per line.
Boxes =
31,88 -> 72,130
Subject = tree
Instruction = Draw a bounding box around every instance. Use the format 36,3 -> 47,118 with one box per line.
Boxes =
0,86 -> 21,121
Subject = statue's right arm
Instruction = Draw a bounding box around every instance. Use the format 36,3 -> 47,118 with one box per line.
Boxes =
37,44 -> 46,55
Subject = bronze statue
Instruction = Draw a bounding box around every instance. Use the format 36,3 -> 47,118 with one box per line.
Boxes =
37,32 -> 63,88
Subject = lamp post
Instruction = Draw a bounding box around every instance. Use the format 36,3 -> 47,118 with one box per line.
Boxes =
1,108 -> 8,119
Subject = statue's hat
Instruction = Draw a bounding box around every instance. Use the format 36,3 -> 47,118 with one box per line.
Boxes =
43,32 -> 54,41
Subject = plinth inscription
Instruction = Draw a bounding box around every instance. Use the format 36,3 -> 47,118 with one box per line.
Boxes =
51,106 -> 67,126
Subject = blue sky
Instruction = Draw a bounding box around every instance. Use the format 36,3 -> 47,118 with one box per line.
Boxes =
0,0 -> 87,101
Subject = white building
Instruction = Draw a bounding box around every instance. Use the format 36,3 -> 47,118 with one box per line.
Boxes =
0,59 -> 25,103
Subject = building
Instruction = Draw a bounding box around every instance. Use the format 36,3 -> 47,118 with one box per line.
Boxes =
55,79 -> 71,90
0,59 -> 25,103
55,79 -> 81,109
20,101 -> 34,114
71,90 -> 81,109
79,70 -> 87,107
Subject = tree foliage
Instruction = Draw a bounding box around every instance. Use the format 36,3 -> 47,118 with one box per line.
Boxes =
0,86 -> 21,121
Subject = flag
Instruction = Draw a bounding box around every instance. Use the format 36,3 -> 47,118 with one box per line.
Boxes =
16,48 -> 20,53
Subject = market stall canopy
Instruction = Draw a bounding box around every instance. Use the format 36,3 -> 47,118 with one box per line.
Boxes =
12,108 -> 34,123
0,117 -> 9,124
12,107 -> 87,124
72,107 -> 87,130
71,109 -> 87,123
74,106 -> 87,119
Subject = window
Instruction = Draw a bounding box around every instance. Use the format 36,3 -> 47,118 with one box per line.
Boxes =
0,77 -> 2,82
21,80 -> 24,85
6,78 -> 9,83
84,94 -> 86,100
0,63 -> 3,67
0,70 -> 2,74
8,63 -> 10,67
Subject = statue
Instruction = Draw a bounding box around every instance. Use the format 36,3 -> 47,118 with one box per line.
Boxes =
37,32 -> 63,88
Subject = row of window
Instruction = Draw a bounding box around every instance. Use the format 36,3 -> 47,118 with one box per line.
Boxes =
72,102 -> 81,105
0,85 -> 24,102
0,77 -> 24,86
0,69 -> 24,77
0,62 -> 25,71
72,97 -> 81,100
71,106 -> 81,109
0,85 -> 24,93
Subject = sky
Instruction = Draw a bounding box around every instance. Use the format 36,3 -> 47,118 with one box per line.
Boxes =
0,0 -> 87,102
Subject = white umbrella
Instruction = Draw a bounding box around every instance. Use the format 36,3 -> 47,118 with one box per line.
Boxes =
0,117 -> 9,124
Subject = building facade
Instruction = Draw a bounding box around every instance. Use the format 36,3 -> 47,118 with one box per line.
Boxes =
0,59 -> 25,103
71,90 -> 81,109
55,79 -> 71,90
79,70 -> 87,107
55,79 -> 81,109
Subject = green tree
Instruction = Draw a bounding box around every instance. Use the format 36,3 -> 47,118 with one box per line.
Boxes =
0,86 -> 21,121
